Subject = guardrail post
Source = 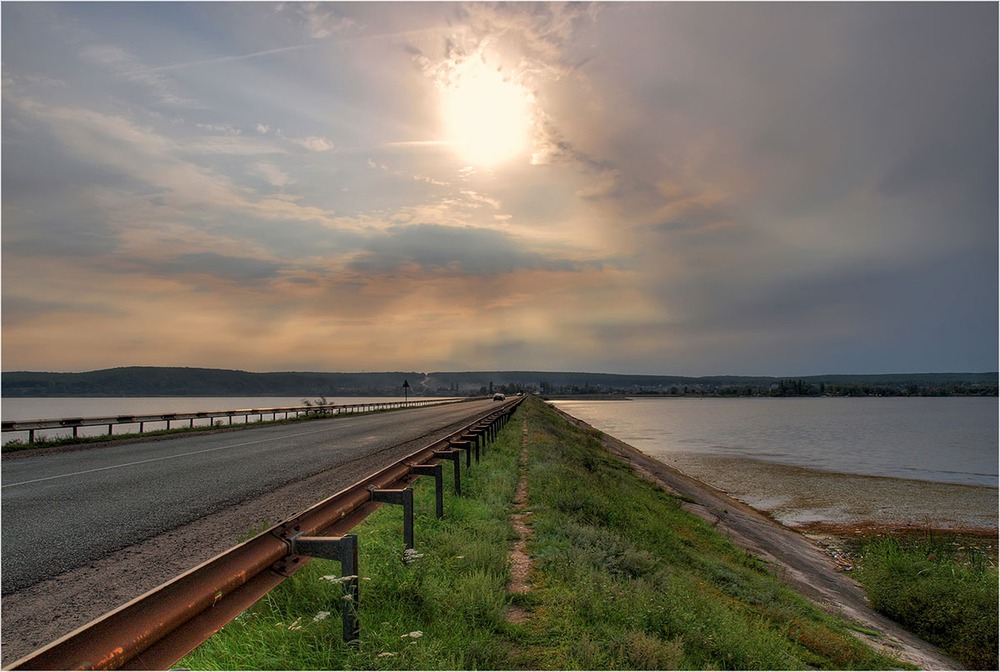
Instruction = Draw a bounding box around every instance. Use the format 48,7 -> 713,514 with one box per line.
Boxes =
290,534 -> 360,642
433,449 -> 461,496
450,440 -> 472,469
369,487 -> 414,550
460,433 -> 481,463
410,464 -> 444,518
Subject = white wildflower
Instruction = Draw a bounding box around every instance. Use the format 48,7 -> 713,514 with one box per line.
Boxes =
402,548 -> 424,565
400,630 -> 424,639
377,653 -> 396,658
313,611 -> 331,622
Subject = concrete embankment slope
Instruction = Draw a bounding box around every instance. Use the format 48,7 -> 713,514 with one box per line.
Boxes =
548,402 -> 963,671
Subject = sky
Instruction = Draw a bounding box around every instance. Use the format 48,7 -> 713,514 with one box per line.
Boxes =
2,1 -> 997,377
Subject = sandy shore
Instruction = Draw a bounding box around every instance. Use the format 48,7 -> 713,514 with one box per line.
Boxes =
554,411 -> 969,670
657,452 -> 998,534
548,403 -> 994,668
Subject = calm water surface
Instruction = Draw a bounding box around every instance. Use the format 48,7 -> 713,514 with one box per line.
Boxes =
552,397 -> 998,488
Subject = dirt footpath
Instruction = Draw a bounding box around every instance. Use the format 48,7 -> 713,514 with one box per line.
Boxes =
552,407 -> 963,671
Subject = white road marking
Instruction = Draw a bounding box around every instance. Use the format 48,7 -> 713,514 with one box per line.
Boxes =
2,426 -> 345,488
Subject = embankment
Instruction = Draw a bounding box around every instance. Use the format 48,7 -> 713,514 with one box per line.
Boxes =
180,395 -> 965,669
546,400 -> 968,670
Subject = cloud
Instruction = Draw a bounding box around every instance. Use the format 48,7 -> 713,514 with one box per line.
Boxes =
5,94 -> 337,225
1,2 -> 995,375
250,162 -> 293,187
576,169 -> 620,200
283,2 -> 356,39
80,43 -> 198,108
460,191 -> 501,210
143,252 -> 286,285
195,123 -> 241,135
402,2 -> 600,172
0,295 -> 123,326
143,44 -> 317,73
181,135 -> 286,156
348,224 -> 585,277
289,135 -> 334,152
456,2 -> 599,69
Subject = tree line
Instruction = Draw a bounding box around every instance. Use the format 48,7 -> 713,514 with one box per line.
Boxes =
3,367 -> 995,398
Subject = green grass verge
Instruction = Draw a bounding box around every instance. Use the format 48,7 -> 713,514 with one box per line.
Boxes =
180,413 -> 523,670
853,535 -> 998,669
180,396 -> 908,670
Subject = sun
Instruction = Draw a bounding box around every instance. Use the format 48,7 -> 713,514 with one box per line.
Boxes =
440,58 -> 533,167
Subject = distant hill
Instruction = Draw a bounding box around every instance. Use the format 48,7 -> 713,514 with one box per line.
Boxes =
423,371 -> 997,397
0,367 -> 423,398
1,367 -> 996,397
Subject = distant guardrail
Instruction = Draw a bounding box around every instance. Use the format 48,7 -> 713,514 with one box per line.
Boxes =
1,399 -> 463,444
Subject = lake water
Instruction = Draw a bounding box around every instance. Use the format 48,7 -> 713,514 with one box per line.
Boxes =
0,396 -> 453,442
551,397 -> 998,488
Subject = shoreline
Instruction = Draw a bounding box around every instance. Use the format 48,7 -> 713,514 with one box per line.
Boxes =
657,452 -> 997,534
548,405 -> 967,669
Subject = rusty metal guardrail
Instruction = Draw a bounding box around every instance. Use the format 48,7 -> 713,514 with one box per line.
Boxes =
1,398 -> 463,443
6,396 -> 524,671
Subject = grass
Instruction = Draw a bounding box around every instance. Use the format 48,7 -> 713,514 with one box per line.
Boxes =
180,415 -> 523,670
853,534 -> 998,669
179,396 -> 909,670
520,399 -> 905,670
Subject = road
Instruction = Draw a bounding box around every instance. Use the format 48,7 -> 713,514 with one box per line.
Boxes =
1,399 -> 498,662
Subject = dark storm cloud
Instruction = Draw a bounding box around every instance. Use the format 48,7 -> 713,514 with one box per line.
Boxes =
142,252 -> 286,284
566,1 -> 998,374
349,224 -> 586,276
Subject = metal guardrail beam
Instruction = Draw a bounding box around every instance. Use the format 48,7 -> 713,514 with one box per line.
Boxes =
1,398 -> 464,442
7,397 -> 523,671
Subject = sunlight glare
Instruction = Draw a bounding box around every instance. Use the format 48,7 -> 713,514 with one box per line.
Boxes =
440,60 -> 533,167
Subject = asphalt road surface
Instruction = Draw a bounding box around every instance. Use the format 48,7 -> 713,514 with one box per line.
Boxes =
1,399 -> 497,595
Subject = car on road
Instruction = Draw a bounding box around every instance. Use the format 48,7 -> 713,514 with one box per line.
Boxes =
492,392 -> 506,401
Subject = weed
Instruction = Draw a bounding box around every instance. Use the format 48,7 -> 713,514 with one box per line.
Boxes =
854,535 -> 998,669
180,397 -> 910,670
